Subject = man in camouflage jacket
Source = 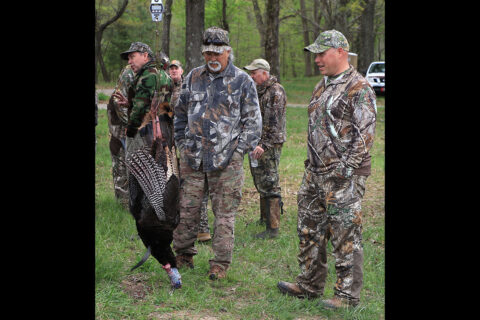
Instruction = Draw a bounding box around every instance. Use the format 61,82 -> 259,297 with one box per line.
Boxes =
244,58 -> 287,239
173,27 -> 262,280
169,59 -> 212,242
113,42 -> 183,289
277,30 -> 376,309
106,64 -> 135,209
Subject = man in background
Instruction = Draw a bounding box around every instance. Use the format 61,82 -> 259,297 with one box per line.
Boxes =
244,58 -> 287,239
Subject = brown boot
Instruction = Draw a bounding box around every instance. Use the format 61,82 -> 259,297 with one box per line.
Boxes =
175,254 -> 194,269
257,197 -> 267,225
197,232 -> 212,242
208,265 -> 227,280
277,281 -> 308,299
255,197 -> 281,239
320,296 -> 358,309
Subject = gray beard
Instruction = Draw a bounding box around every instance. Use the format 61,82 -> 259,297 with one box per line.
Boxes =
207,61 -> 222,73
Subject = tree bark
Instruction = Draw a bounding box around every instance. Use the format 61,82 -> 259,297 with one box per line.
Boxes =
299,0 -> 312,77
358,0 -> 376,74
312,0 -> 321,76
222,0 -> 229,32
251,0 -> 266,58
265,0 -> 280,82
162,0 -> 174,57
94,0 -> 129,83
185,0 -> 205,74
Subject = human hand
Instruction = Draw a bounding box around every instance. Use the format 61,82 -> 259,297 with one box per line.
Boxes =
112,92 -> 129,107
252,146 -> 264,159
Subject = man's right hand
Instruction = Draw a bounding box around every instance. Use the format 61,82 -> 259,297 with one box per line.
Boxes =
112,92 -> 129,107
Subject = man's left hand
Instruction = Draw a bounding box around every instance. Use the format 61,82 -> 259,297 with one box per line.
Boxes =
252,146 -> 264,159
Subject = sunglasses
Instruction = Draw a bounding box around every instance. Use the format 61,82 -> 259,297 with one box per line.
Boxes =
203,38 -> 228,46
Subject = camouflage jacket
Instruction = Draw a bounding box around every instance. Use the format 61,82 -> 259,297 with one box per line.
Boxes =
171,76 -> 183,112
256,76 -> 287,150
306,65 -> 376,176
174,61 -> 262,172
107,65 -> 135,138
127,60 -> 173,136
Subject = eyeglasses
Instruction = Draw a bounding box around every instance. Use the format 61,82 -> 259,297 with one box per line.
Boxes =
203,38 -> 228,46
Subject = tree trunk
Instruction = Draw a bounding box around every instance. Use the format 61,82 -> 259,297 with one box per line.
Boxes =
312,0 -> 321,76
94,0 -> 129,83
299,0 -> 312,77
162,0 -> 174,57
185,0 -> 205,74
265,0 -> 280,82
222,0 -> 229,32
251,0 -> 265,58
358,0 -> 376,74
96,29 -> 110,82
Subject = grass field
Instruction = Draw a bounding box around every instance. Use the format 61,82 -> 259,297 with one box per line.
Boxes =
95,82 -> 385,319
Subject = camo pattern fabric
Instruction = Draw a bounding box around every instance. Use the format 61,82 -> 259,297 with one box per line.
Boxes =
171,76 -> 183,112
127,60 -> 173,135
107,65 -> 135,208
174,61 -> 262,172
255,76 -> 287,150
306,66 -> 376,176
199,184 -> 210,234
249,144 -> 282,199
295,169 -> 366,303
173,151 -> 244,270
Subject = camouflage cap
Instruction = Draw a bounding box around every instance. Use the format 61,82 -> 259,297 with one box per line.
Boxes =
169,59 -> 183,68
201,27 -> 230,54
120,42 -> 154,60
244,58 -> 270,72
304,30 -> 349,53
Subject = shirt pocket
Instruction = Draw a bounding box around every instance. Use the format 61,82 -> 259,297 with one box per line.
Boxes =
188,91 -> 206,115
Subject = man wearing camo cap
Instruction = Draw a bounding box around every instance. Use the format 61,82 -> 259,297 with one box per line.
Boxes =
173,26 -> 262,281
277,30 -> 377,309
244,58 -> 287,239
169,59 -> 212,243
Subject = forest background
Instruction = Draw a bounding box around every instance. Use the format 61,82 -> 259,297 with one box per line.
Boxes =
95,0 -> 384,84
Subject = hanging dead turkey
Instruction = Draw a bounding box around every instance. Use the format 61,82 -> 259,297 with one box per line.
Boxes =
123,97 -> 182,290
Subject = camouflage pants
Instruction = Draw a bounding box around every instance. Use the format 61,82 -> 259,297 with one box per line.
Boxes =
199,185 -> 210,234
249,144 -> 282,199
295,168 -> 367,303
173,151 -> 244,270
109,134 -> 129,209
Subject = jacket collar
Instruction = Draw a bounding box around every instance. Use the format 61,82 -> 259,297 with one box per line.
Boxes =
324,65 -> 354,86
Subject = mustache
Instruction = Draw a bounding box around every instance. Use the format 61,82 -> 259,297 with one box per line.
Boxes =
207,61 -> 222,72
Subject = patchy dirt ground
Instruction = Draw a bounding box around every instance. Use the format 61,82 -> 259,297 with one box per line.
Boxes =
121,274 -> 153,301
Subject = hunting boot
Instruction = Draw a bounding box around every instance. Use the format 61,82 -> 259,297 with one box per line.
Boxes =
277,281 -> 308,299
319,296 -> 359,309
257,197 -> 267,225
208,264 -> 227,280
255,197 -> 282,239
197,232 -> 212,242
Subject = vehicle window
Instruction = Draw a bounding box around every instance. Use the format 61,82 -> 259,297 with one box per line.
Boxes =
370,63 -> 385,73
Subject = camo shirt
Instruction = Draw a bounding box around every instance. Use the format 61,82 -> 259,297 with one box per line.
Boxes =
256,76 -> 287,150
127,60 -> 173,133
174,61 -> 262,172
306,65 -> 376,176
108,65 -> 135,137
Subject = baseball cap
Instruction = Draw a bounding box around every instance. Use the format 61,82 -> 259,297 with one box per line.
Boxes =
169,60 -> 183,68
304,30 -> 349,53
244,58 -> 270,72
201,27 -> 230,54
120,42 -> 154,60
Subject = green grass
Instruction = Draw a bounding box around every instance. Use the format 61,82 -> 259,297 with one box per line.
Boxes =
95,85 -> 385,319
